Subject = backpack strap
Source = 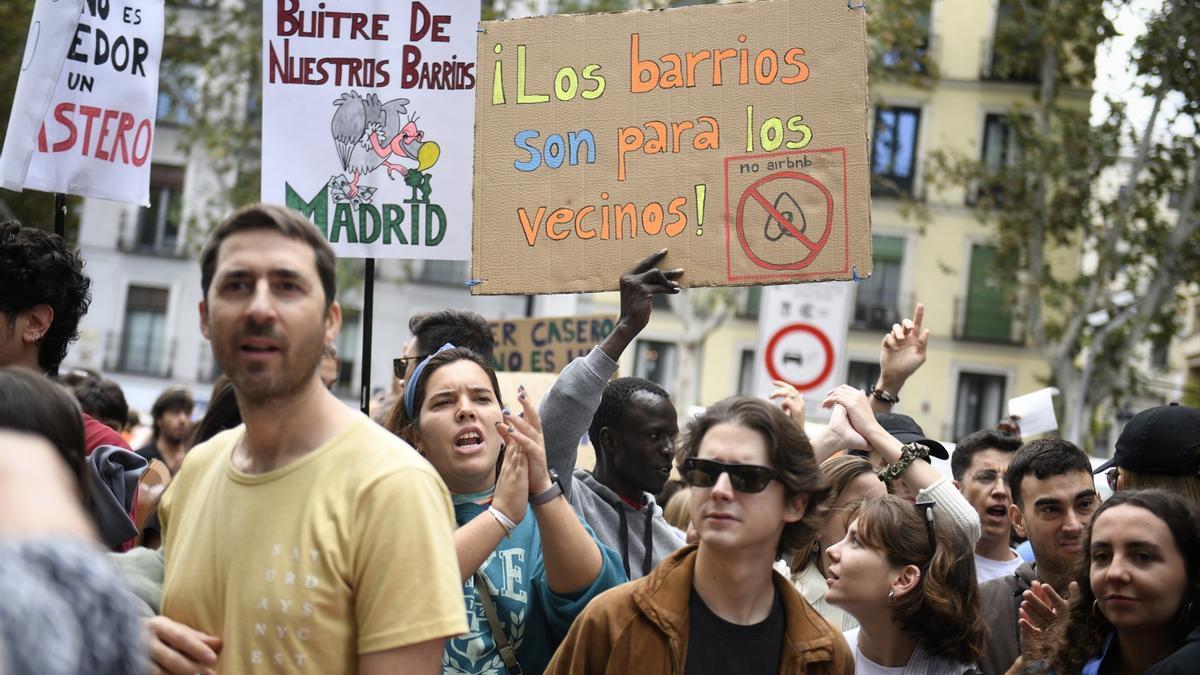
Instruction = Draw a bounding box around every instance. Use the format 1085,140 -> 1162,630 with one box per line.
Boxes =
473,571 -> 524,675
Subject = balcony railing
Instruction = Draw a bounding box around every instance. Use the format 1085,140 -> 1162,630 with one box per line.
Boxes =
953,296 -> 1023,345
850,292 -> 913,333
104,331 -> 177,378
852,302 -> 902,332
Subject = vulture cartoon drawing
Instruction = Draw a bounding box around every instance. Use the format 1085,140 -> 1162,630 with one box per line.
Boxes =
330,90 -> 441,202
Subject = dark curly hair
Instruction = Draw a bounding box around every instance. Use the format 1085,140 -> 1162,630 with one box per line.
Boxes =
1049,489 -> 1200,674
0,221 -> 92,371
675,396 -> 828,557
589,377 -> 672,473
846,494 -> 987,664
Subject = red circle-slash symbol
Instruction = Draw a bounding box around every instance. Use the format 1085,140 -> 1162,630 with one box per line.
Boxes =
764,323 -> 835,392
736,172 -> 834,270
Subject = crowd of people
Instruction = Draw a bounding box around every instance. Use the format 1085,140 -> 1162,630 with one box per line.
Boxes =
1,205 -> 1199,675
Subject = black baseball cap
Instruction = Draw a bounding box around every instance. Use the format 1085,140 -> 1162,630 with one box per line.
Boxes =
855,413 -> 949,460
1095,403 -> 1200,476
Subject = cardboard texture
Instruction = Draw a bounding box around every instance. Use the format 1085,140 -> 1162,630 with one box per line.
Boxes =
472,0 -> 871,295
488,314 -> 617,373
495,370 -> 598,469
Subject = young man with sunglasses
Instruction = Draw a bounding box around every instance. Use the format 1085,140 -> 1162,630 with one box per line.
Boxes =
546,396 -> 852,675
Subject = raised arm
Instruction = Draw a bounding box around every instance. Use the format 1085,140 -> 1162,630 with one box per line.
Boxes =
453,438 -> 528,583
823,385 -> 980,544
540,248 -> 682,497
505,391 -> 603,594
870,303 -> 930,414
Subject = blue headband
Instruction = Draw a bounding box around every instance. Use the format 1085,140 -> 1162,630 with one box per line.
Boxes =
403,342 -> 456,419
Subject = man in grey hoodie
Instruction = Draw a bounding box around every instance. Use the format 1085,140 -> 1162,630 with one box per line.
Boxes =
539,249 -> 686,579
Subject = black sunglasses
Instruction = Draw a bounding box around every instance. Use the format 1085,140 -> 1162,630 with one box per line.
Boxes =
681,457 -> 782,494
392,354 -> 431,379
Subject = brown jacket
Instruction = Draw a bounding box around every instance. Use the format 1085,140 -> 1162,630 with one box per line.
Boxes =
545,544 -> 853,675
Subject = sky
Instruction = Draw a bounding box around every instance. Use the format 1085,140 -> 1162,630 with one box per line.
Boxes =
1092,0 -> 1194,143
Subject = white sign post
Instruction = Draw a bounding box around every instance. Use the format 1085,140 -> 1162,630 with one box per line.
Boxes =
752,282 -> 852,420
0,0 -> 165,206
262,0 -> 478,260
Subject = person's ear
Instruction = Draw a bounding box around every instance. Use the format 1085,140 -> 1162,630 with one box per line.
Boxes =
783,492 -> 809,524
1010,503 -> 1027,538
598,427 -> 614,457
953,479 -> 961,491
22,304 -> 53,343
325,300 -> 342,345
199,301 -> 210,340
891,564 -> 922,600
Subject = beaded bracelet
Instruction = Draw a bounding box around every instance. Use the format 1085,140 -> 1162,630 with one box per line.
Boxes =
877,442 -> 931,484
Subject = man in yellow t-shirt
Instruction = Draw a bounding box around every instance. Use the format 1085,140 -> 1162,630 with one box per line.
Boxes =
146,204 -> 466,674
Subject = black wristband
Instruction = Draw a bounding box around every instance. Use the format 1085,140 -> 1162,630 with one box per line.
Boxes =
870,388 -> 899,404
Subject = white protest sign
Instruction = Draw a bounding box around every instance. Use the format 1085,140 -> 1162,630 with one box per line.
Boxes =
752,281 -> 852,420
1,0 -> 163,206
262,0 -> 477,260
1008,387 -> 1059,437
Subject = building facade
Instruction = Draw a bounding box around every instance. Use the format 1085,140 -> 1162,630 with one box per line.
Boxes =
62,0 -> 1096,444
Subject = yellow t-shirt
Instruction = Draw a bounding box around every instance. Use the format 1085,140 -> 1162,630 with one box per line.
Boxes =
159,414 -> 467,673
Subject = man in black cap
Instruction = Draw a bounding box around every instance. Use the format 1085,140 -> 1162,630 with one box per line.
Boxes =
1096,403 -> 1200,508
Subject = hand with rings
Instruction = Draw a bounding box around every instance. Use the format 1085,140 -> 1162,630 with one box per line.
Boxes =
769,379 -> 805,421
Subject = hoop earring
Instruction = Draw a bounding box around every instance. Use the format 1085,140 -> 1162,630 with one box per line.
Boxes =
1092,599 -> 1102,617
811,540 -> 821,554
887,591 -> 895,604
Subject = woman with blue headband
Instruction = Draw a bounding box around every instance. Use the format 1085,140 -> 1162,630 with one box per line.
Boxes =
386,345 -> 624,675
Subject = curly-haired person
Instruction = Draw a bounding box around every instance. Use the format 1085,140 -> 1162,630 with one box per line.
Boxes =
546,396 -> 852,675
0,221 -> 129,454
0,220 -> 91,373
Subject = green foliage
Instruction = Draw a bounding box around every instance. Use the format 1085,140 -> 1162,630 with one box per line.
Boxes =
922,0 -> 1200,438
868,0 -> 938,88
163,0 -> 263,235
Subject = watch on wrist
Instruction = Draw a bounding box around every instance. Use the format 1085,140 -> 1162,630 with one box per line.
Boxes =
529,469 -> 563,506
870,388 -> 899,405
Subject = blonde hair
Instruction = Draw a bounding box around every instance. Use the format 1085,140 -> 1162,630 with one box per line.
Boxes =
1121,469 -> 1200,509
663,487 -> 692,531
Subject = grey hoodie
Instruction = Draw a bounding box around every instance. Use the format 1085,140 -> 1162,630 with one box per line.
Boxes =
539,347 -> 685,579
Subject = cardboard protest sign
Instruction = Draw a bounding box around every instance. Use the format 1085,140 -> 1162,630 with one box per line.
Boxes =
263,0 -> 478,260
471,0 -> 871,295
0,0 -> 164,206
488,314 -> 616,373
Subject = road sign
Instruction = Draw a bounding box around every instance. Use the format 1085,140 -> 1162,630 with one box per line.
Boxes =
752,282 -> 851,419
764,323 -> 835,391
